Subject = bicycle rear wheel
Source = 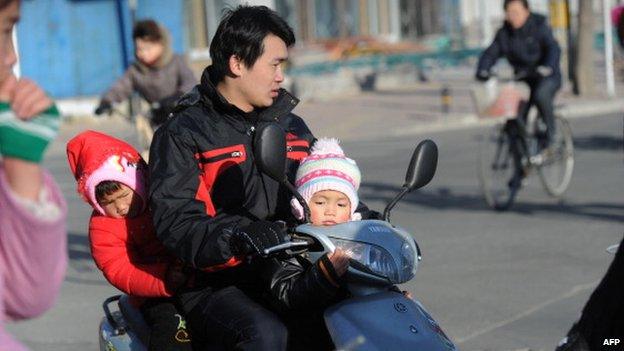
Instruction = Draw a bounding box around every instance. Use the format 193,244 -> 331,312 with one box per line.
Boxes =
478,123 -> 521,210
538,116 -> 574,197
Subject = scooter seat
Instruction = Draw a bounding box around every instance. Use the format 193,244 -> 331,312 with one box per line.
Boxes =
118,295 -> 150,345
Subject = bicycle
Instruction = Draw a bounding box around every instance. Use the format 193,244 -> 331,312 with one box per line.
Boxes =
474,76 -> 574,211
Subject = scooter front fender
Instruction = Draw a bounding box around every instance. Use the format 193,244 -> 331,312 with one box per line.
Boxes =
324,291 -> 457,351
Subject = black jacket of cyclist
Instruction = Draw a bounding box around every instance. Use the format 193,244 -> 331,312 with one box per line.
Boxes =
476,0 -> 561,146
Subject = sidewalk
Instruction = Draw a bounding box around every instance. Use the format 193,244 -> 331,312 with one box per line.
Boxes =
57,65 -> 624,143
295,83 -> 624,142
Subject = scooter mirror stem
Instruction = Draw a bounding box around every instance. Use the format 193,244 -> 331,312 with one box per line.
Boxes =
383,187 -> 409,222
283,180 -> 311,223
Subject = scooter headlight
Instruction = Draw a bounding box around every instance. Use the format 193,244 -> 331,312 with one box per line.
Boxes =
332,239 -> 400,283
400,238 -> 419,282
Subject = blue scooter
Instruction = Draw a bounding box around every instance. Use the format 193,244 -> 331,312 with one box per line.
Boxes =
99,123 -> 458,351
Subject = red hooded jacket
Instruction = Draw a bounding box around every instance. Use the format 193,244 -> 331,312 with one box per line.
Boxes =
67,130 -> 175,298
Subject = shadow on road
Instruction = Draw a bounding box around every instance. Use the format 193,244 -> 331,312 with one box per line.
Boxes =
68,232 -> 91,262
361,182 -> 624,223
573,134 -> 623,152
65,232 -> 108,286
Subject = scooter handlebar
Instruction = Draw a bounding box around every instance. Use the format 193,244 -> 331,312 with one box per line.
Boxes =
262,240 -> 310,257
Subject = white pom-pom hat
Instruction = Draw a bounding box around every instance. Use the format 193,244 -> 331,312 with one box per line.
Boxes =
291,138 -> 361,221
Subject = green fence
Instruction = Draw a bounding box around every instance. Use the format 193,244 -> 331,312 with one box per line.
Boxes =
287,47 -> 483,76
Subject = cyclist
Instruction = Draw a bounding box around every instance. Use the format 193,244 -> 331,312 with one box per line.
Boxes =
94,19 -> 197,159
476,0 -> 561,151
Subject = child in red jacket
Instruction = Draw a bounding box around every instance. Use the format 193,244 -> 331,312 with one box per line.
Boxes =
66,130 -> 191,351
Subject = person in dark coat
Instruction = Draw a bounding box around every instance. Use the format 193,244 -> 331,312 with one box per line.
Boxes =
476,0 -> 561,148
148,5 -> 372,350
555,7 -> 624,349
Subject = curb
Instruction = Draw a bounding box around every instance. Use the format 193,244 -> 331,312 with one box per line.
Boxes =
389,98 -> 624,137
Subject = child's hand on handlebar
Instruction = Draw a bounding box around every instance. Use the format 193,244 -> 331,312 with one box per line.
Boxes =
94,100 -> 112,116
329,248 -> 351,276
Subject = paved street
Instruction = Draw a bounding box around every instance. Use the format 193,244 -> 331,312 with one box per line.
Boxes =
7,106 -> 623,350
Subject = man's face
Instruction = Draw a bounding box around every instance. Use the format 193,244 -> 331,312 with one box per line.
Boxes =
135,38 -> 164,66
238,34 -> 288,110
0,0 -> 18,85
505,1 -> 530,29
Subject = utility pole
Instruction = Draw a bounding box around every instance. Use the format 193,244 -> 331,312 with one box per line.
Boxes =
575,0 -> 596,96
603,0 -> 616,97
565,0 -> 578,94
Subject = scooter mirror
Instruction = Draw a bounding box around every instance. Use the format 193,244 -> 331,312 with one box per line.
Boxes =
383,139 -> 438,222
253,123 -> 287,183
404,139 -> 438,191
253,123 -> 312,222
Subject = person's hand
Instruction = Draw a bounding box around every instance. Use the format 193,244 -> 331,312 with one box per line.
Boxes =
536,65 -> 553,78
165,260 -> 189,292
94,100 -> 112,116
0,74 -> 53,119
328,248 -> 350,276
230,220 -> 289,257
475,70 -> 490,82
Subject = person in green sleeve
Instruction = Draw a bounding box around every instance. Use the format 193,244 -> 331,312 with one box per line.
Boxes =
0,1 -> 67,350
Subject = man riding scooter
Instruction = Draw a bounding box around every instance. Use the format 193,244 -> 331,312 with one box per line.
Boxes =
148,5 -> 376,350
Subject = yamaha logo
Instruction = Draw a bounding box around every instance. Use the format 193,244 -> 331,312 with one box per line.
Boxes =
394,302 -> 408,313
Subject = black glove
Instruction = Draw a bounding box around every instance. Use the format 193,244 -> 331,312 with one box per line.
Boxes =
475,70 -> 490,82
94,101 -> 112,116
231,220 -> 289,257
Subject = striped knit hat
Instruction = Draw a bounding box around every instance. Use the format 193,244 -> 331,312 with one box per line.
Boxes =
291,138 -> 361,221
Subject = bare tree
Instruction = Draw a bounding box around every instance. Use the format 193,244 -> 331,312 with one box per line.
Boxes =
574,0 -> 596,96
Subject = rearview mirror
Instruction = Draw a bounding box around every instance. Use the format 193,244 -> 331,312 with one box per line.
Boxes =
253,123 -> 287,183
404,139 -> 438,191
383,139 -> 438,222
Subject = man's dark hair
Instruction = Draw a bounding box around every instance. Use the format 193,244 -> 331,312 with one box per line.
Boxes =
209,5 -> 295,82
504,0 -> 529,10
133,19 -> 163,42
95,180 -> 123,202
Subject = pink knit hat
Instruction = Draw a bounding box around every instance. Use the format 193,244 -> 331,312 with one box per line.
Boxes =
291,138 -> 361,221
67,130 -> 147,216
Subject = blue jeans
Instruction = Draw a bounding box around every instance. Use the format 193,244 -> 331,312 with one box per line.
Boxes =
528,76 -> 561,146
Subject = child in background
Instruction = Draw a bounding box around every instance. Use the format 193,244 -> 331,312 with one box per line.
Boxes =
94,19 -> 197,158
66,130 -> 191,351
0,1 -> 67,349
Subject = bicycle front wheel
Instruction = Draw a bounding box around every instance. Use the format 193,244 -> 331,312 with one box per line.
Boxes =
538,116 -> 574,197
478,123 -> 521,210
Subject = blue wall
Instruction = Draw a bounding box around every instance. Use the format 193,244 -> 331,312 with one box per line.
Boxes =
17,0 -> 185,98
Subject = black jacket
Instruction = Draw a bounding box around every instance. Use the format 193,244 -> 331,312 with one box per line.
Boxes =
149,67 -> 343,311
149,67 -> 314,270
477,13 -> 561,80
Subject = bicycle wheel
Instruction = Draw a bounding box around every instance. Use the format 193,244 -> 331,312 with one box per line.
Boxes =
538,116 -> 574,197
478,122 -> 522,210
